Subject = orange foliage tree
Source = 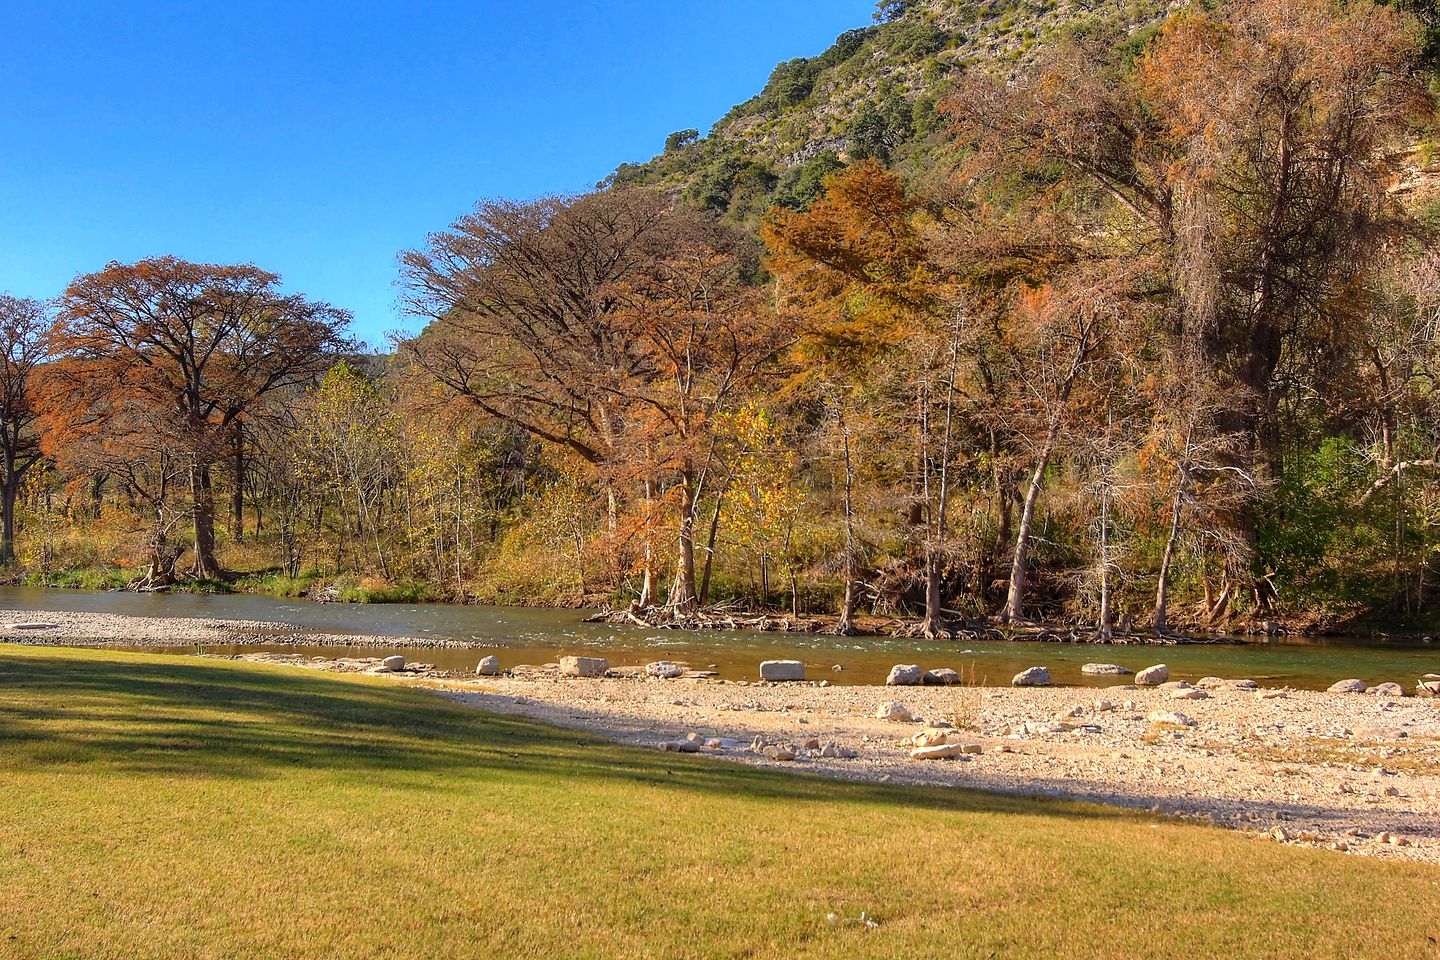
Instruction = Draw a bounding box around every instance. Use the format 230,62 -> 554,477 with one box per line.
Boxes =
39,258 -> 352,584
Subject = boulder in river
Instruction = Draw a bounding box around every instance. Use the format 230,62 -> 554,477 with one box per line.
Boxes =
1081,663 -> 1130,675
1135,664 -> 1169,686
378,655 -> 406,672
886,664 -> 924,686
1012,666 -> 1051,687
759,660 -> 804,682
644,660 -> 685,679
1369,681 -> 1406,697
1327,679 -> 1368,694
559,656 -> 609,678
875,701 -> 913,722
476,655 -> 501,676
923,668 -> 961,686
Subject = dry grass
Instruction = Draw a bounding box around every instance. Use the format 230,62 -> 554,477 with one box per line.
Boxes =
1215,734 -> 1440,778
0,644 -> 1437,960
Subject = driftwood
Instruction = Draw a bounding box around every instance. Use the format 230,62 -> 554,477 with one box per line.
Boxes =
583,604 -> 1241,644
584,605 -> 824,634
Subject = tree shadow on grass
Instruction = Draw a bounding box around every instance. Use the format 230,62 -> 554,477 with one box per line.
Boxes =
0,647 -> 1147,825
18,647 -> 1410,845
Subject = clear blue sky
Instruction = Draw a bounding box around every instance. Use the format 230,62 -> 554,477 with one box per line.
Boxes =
0,1 -> 877,347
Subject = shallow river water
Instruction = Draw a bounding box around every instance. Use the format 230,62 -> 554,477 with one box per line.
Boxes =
1,585 -> 1437,690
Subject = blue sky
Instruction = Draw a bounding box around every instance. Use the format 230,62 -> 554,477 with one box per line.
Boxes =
0,1 -> 877,347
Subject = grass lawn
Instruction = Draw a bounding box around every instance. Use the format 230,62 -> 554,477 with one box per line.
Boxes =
0,645 -> 1435,960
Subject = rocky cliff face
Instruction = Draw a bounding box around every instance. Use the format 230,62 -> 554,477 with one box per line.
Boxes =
607,0 -> 1175,217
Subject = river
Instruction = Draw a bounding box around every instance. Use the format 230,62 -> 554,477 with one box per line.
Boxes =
1,585 -> 1437,690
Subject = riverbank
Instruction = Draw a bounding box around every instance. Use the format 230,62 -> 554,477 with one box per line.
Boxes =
0,607 -> 471,649
5,645 -> 1435,959
228,649 -> 1440,865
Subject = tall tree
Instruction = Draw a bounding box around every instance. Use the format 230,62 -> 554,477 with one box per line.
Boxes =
951,0 -> 1432,618
0,294 -> 57,564
47,258 -> 352,581
764,160 -> 943,625
402,189 -> 784,611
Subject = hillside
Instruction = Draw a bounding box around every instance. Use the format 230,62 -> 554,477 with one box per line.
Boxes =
606,0 -> 1175,220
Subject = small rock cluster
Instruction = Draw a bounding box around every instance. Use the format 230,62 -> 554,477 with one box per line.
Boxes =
884,663 -> 965,686
658,731 -> 858,762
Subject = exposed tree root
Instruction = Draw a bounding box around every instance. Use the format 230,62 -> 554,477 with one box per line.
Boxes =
584,604 -> 1242,643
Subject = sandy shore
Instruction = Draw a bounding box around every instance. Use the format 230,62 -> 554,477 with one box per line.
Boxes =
0,607 -> 467,649
215,650 -> 1440,865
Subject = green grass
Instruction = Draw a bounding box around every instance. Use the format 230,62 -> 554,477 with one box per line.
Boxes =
26,563 -> 138,591
0,645 -> 1435,960
230,568 -> 324,598
333,576 -> 435,604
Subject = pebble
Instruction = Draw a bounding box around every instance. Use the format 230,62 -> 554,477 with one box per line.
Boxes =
875,701 -> 913,722
645,661 -> 685,679
910,743 -> 972,760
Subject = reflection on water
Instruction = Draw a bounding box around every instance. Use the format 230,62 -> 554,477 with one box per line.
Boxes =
0,585 -> 1435,690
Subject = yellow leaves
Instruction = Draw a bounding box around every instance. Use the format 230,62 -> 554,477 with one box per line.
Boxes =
720,404 -> 802,553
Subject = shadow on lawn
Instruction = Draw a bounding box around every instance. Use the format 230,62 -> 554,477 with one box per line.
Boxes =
0,647 -> 1136,823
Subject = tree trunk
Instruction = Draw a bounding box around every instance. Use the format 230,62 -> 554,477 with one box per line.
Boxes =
669,466 -> 699,610
835,413 -> 859,637
232,426 -> 245,542
637,477 -> 656,608
922,320 -> 962,639
0,479 -> 16,566
698,492 -> 725,606
0,447 -> 17,566
1153,461 -> 1189,634
190,463 -> 221,580
1000,419 -> 1060,624
1095,472 -> 1113,641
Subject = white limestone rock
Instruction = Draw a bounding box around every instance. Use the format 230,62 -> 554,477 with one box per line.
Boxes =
759,660 -> 805,682
1011,666 -> 1051,687
1135,664 -> 1169,686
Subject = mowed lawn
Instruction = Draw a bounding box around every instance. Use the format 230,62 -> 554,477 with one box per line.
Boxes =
0,646 -> 1435,960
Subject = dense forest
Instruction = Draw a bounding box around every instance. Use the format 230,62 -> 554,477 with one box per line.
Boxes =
5,0 -> 1440,637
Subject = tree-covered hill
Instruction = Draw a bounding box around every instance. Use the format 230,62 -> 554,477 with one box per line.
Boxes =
606,0 -> 1174,221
